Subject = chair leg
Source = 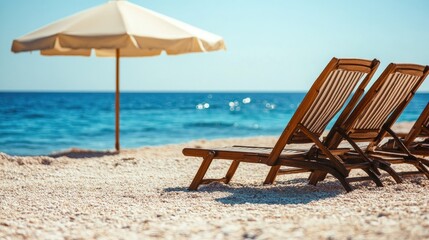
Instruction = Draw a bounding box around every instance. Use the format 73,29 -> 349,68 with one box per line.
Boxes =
418,158 -> 429,168
264,165 -> 281,184
372,167 -> 382,176
337,178 -> 353,192
318,172 -> 328,181
323,168 -> 353,192
378,162 -> 403,183
363,168 -> 383,187
308,170 -> 324,186
188,152 -> 215,191
224,160 -> 240,184
415,162 -> 429,179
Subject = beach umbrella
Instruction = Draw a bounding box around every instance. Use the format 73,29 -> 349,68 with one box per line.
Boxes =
11,0 -> 226,151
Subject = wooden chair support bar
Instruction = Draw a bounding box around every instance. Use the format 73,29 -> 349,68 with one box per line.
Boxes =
188,151 -> 215,191
383,125 -> 415,158
264,166 -> 281,185
377,162 -> 403,183
297,124 -> 348,176
346,176 -> 375,182
418,158 -> 429,167
415,162 -> 429,179
308,170 -> 325,186
225,160 -> 240,184
188,155 -> 243,190
277,168 -> 312,175
421,126 -> 429,135
362,168 -> 383,187
334,127 -> 374,163
408,148 -> 429,157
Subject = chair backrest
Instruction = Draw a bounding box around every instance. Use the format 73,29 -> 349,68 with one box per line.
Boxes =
266,57 -> 379,165
326,63 -> 429,150
404,102 -> 429,146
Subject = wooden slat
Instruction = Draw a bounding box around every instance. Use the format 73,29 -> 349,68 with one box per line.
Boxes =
346,176 -> 373,182
348,131 -> 379,139
299,70 -> 365,139
277,168 -> 311,175
183,147 -> 309,163
339,65 -> 372,73
313,72 -> 363,133
338,59 -> 375,67
397,69 -> 424,76
395,64 -> 426,72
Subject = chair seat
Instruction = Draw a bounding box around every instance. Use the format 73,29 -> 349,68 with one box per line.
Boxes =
183,146 -> 307,160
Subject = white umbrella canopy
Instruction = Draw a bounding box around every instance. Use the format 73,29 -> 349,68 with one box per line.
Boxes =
12,0 -> 226,151
12,0 -> 225,56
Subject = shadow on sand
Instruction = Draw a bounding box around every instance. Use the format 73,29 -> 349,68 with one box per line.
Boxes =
165,177 -> 351,205
49,148 -> 119,159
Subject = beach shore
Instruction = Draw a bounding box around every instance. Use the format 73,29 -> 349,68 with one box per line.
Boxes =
1,121 -> 428,239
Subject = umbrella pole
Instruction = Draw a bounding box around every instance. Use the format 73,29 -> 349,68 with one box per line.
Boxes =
115,49 -> 120,152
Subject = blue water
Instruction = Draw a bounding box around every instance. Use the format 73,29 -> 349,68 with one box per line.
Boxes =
1,92 -> 428,156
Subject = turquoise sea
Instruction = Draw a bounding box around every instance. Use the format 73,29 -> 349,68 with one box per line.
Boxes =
1,92 -> 428,156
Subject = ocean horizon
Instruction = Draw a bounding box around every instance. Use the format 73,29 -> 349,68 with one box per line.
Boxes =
1,91 -> 428,156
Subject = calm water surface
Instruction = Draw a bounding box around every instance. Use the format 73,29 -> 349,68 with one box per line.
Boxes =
1,92 -> 428,155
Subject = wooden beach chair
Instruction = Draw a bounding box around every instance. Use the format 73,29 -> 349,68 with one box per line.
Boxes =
300,63 -> 429,186
379,102 -> 429,156
183,57 -> 380,192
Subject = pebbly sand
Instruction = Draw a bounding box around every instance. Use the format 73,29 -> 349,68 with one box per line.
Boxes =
1,122 -> 429,239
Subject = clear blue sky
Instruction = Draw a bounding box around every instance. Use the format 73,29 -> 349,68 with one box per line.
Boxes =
1,0 -> 429,92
